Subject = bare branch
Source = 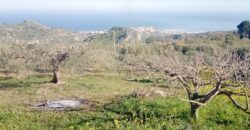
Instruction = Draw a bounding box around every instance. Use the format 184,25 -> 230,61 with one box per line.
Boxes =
177,76 -> 192,96
242,87 -> 249,110
177,97 -> 207,106
219,90 -> 250,114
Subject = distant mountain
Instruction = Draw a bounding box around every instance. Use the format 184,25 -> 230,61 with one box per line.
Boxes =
0,21 -> 186,45
0,20 -> 85,44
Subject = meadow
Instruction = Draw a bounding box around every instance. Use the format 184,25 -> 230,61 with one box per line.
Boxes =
0,27 -> 250,130
0,74 -> 249,130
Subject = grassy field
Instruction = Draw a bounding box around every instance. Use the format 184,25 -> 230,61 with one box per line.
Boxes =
0,19 -> 250,130
0,74 -> 249,130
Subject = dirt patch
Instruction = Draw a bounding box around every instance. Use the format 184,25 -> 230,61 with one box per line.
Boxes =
33,99 -> 92,111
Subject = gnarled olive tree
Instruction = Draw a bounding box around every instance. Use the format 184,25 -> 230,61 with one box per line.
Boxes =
128,51 -> 250,119
50,52 -> 69,84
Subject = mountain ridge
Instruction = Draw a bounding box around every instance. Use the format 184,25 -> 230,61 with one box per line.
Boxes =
1,20 -> 226,45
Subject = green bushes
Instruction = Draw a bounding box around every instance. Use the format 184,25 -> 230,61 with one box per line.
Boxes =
105,97 -> 189,122
102,96 -> 249,129
103,96 -> 189,129
174,44 -> 215,56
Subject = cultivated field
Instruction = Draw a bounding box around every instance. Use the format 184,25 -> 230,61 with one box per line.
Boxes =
0,22 -> 250,129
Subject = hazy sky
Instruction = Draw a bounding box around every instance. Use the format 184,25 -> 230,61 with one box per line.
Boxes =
0,0 -> 249,12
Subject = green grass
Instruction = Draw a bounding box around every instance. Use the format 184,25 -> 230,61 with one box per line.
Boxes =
0,74 -> 249,130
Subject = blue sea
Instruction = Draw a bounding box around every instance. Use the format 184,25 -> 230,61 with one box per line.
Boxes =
0,11 -> 249,32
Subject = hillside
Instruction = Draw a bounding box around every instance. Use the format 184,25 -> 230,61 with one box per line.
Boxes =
1,21 -> 233,46
83,26 -> 185,44
0,20 -> 85,44
0,21 -> 184,45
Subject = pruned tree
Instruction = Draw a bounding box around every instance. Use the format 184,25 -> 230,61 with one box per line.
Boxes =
48,43 -> 86,84
129,51 -> 250,119
50,52 -> 69,84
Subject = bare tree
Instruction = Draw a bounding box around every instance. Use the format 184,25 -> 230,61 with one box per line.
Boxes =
50,52 -> 69,84
0,42 -> 88,84
129,52 -> 250,119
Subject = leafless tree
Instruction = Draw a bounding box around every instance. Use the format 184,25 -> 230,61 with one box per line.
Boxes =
129,51 -> 250,119
50,52 -> 69,84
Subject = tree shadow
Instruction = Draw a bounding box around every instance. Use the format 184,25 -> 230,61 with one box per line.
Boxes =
0,75 -> 50,89
0,77 -> 14,81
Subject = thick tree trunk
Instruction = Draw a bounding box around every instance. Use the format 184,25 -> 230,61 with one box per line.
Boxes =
190,103 -> 200,120
51,69 -> 60,84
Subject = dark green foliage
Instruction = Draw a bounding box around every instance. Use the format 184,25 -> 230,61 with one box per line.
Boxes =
109,27 -> 128,43
182,46 -> 189,55
174,44 -> 215,56
145,36 -> 156,44
173,34 -> 182,40
84,27 -> 128,43
237,21 -> 250,39
174,45 -> 192,55
249,30 -> 250,39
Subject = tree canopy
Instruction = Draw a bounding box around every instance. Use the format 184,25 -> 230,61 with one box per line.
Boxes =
237,20 -> 250,39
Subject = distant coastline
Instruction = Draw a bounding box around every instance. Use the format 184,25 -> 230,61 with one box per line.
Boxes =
0,11 -> 249,32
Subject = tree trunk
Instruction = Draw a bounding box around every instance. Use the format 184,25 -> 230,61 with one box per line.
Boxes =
190,103 -> 200,120
240,34 -> 244,39
51,69 -> 60,84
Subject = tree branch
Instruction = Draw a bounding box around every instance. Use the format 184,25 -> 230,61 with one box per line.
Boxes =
177,76 -> 192,96
219,91 -> 250,114
177,97 -> 206,106
198,86 -> 220,104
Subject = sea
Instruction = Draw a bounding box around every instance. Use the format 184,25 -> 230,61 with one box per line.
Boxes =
0,11 -> 249,32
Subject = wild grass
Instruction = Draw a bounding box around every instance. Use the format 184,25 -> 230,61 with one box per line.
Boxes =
0,74 -> 249,130
0,32 -> 250,129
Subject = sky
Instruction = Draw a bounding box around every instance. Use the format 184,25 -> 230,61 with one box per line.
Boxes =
0,0 -> 250,13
